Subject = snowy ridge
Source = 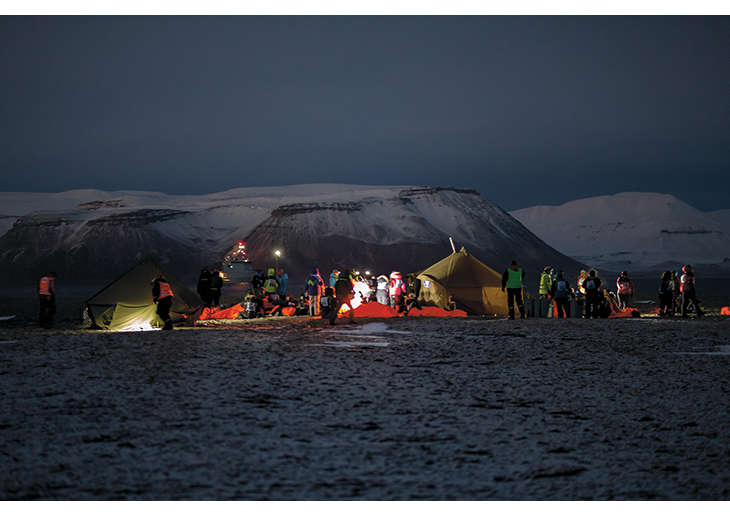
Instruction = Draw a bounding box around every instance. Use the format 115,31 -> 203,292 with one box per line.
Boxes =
510,192 -> 730,272
0,185 -> 583,284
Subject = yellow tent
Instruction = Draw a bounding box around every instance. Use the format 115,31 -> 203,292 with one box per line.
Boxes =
416,247 -> 509,316
85,255 -> 202,331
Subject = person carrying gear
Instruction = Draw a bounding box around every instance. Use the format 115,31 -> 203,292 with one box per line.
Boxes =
501,260 -> 526,319
583,269 -> 603,319
151,276 -> 174,330
680,264 -> 703,317
616,271 -> 635,310
38,271 -> 57,328
550,270 -> 574,318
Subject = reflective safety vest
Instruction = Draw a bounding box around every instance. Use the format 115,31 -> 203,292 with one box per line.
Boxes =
506,268 -> 523,289
39,276 -> 54,296
158,281 -> 173,300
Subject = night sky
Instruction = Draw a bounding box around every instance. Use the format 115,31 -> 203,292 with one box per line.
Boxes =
1,15 -> 729,212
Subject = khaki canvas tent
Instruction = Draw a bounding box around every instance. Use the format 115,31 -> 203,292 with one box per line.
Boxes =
416,247 -> 510,316
85,255 -> 202,331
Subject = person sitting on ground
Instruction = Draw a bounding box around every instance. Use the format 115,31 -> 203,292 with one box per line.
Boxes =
320,286 -> 337,325
403,292 -> 422,316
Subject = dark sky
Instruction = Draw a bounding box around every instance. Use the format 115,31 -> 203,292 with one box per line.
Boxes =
1,16 -> 729,211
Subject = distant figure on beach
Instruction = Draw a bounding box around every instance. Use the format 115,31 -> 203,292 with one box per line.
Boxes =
680,265 -> 703,318
335,269 -> 355,324
304,268 -> 322,316
616,271 -> 635,310
576,270 -> 587,297
658,271 -> 675,317
539,266 -> 553,300
320,286 -> 337,325
197,267 -> 212,306
376,275 -> 389,305
151,275 -> 174,330
276,269 -> 288,296
264,268 -> 279,299
38,271 -> 57,329
583,269 -> 602,319
501,260 -> 526,319
209,270 -> 223,306
389,271 -> 406,312
550,270 -> 574,318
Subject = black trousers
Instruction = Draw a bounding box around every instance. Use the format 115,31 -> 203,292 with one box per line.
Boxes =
506,288 -> 524,317
555,297 -> 570,318
156,296 -> 174,330
39,296 -> 56,327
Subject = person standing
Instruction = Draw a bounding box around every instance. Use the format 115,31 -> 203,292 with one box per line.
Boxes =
658,271 -> 675,317
264,268 -> 279,299
335,268 -> 355,324
197,267 -> 212,306
151,275 -> 174,330
550,270 -> 574,318
376,275 -> 389,305
38,271 -> 57,328
329,270 -> 340,288
501,260 -> 526,319
616,271 -> 635,310
304,268 -> 322,316
539,267 -> 553,299
276,268 -> 289,297
209,270 -> 223,306
680,264 -> 703,317
583,269 -> 602,319
389,271 -> 407,312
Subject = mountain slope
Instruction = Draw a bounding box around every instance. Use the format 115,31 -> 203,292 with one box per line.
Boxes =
0,185 -> 584,285
509,192 -> 730,272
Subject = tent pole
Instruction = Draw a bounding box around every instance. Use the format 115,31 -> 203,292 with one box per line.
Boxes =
449,237 -> 456,253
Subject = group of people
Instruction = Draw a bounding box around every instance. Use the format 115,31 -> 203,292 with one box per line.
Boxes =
34,259 -> 707,330
502,260 -> 704,319
302,268 -> 423,325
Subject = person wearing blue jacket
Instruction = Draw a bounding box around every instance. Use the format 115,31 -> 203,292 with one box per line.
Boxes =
304,268 -> 322,316
277,268 -> 289,297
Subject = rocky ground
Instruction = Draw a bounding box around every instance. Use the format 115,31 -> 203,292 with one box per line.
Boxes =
1,295 -> 729,500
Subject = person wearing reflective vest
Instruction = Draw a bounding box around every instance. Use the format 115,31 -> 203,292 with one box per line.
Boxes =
38,271 -> 58,328
152,276 -> 175,330
501,260 -> 526,319
264,268 -> 280,299
539,267 -> 553,299
680,264 -> 703,317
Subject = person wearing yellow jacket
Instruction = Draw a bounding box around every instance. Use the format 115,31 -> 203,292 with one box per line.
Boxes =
539,267 -> 553,299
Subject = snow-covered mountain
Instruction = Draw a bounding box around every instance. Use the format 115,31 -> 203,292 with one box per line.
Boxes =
510,192 -> 730,273
0,184 -> 583,286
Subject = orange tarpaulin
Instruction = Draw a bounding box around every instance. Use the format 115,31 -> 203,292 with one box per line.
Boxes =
199,303 -> 244,320
721,307 -> 730,315
341,302 -> 467,318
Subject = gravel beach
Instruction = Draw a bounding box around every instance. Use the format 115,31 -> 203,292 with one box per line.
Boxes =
1,296 -> 729,500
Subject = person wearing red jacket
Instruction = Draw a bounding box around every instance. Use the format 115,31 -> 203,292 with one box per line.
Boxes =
616,271 -> 635,310
152,276 -> 175,330
38,271 -> 57,328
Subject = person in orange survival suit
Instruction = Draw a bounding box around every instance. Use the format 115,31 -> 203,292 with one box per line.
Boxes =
151,275 -> 175,330
38,271 -> 58,328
